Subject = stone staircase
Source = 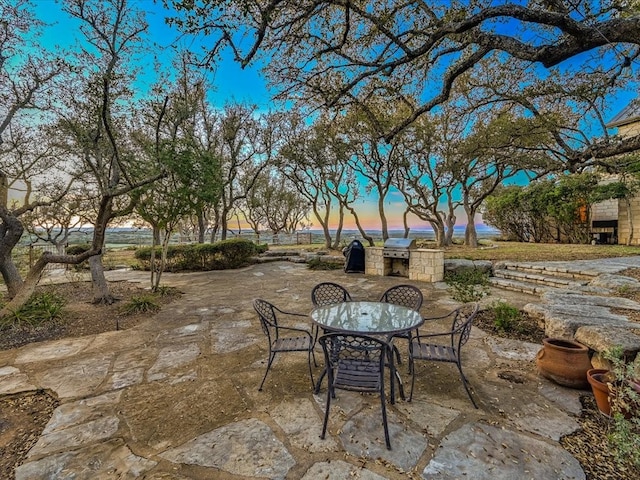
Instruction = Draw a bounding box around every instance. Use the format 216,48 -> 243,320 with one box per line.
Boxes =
488,260 -> 640,363
490,261 -> 602,296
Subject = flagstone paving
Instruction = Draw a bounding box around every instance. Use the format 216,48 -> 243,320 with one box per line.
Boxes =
4,258 -> 639,479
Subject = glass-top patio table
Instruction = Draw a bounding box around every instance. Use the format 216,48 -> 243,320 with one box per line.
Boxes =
310,301 -> 424,399
311,301 -> 424,337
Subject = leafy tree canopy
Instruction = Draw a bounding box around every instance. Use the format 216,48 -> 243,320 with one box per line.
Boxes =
167,0 -> 640,164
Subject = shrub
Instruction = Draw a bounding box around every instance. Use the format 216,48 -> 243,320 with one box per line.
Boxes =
444,268 -> 490,303
0,292 -> 66,330
134,239 -> 261,272
121,295 -> 160,315
153,285 -> 177,297
601,347 -> 640,468
66,244 -> 92,255
307,257 -> 342,270
491,301 -> 521,332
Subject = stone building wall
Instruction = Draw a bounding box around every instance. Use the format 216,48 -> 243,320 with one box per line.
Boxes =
591,199 -> 618,222
619,122 -> 640,137
617,197 -> 640,245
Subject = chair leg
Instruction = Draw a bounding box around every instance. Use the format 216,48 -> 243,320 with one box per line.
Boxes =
314,368 -> 327,394
394,368 -> 405,401
456,362 -> 478,409
380,383 -> 391,450
385,347 -> 396,404
393,343 -> 402,365
407,331 -> 419,374
307,350 -> 316,390
321,384 -> 333,440
259,351 -> 276,391
409,361 -> 416,402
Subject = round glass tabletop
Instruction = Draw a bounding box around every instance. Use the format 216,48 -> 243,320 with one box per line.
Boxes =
310,301 -> 423,335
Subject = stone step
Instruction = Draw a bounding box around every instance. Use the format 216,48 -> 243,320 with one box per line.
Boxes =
498,261 -> 599,281
493,269 -> 588,290
489,277 -> 555,296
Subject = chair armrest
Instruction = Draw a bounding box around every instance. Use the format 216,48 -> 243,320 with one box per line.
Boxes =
273,305 -> 308,318
276,324 -> 314,338
413,331 -> 454,341
422,309 -> 457,322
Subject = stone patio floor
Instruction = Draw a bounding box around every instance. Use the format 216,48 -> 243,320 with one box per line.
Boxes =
4,258 -> 639,479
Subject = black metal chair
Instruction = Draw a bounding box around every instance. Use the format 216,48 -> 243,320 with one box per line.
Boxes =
408,303 -> 480,408
379,284 -> 423,370
318,332 -> 392,450
310,282 -> 353,392
311,282 -> 353,306
254,298 -> 316,391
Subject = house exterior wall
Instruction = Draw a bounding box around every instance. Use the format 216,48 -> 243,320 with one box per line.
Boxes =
619,123 -> 640,137
618,197 -> 640,245
595,101 -> 640,245
614,118 -> 640,244
592,199 -> 618,221
591,174 -> 619,222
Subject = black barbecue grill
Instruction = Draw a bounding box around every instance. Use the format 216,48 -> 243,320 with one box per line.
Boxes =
382,238 -> 417,259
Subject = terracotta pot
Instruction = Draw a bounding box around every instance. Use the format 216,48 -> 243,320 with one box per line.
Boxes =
536,338 -> 592,389
587,368 -> 611,417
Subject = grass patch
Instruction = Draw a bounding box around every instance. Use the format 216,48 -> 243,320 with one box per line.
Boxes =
153,285 -> 178,297
0,292 -> 66,330
438,242 -> 640,262
120,294 -> 161,315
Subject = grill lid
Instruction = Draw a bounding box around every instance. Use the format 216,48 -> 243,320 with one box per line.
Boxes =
383,238 -> 416,250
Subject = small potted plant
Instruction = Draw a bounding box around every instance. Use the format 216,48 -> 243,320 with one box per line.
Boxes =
604,347 -> 640,419
587,367 -> 615,417
600,347 -> 640,468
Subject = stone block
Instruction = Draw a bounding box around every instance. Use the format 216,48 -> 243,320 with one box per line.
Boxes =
574,325 -> 640,357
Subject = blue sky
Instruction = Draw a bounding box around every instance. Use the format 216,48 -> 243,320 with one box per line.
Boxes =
34,0 -> 271,108
31,1 -> 638,232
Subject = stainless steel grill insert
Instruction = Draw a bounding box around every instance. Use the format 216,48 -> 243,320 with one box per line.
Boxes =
382,238 -> 416,259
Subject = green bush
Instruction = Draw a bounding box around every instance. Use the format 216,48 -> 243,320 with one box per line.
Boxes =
603,347 -> 640,468
121,295 -> 160,315
134,239 -> 261,272
491,300 -> 521,332
0,292 -> 66,330
66,244 -> 92,255
307,257 -> 342,270
444,268 -> 490,303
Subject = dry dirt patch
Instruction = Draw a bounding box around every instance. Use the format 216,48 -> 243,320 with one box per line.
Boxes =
0,281 -> 178,351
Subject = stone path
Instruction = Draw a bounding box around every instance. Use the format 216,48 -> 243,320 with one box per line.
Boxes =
5,258 -> 638,479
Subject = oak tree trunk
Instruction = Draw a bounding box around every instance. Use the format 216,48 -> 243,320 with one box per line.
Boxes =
0,254 -> 24,299
89,254 -> 114,304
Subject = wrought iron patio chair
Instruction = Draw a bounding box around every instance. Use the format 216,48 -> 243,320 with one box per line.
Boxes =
311,282 -> 353,307
318,332 -> 392,450
379,284 -> 424,370
408,303 -> 480,408
310,282 -> 354,391
311,281 -> 353,340
254,298 -> 316,391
